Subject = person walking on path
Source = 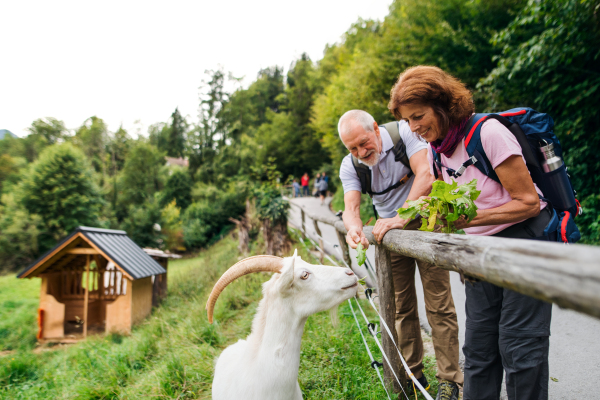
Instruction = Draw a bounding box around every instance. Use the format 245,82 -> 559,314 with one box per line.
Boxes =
313,172 -> 321,197
292,179 -> 301,198
301,172 -> 310,197
317,174 -> 328,205
337,109 -> 463,398
389,65 -> 553,400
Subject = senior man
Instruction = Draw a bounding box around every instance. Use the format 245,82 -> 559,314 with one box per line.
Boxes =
338,110 -> 463,399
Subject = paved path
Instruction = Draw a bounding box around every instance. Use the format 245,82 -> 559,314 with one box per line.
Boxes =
288,196 -> 600,399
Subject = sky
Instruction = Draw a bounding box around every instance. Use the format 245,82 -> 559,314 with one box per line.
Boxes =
0,0 -> 393,138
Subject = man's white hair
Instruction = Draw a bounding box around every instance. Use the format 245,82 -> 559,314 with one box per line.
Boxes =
338,110 -> 375,139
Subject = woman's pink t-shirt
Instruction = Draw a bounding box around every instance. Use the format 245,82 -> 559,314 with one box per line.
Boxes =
427,118 -> 546,236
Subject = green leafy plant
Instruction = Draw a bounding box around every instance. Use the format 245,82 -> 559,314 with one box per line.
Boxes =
397,179 -> 481,234
355,243 -> 366,266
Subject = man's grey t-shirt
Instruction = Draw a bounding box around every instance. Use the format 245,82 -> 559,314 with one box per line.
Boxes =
339,121 -> 427,218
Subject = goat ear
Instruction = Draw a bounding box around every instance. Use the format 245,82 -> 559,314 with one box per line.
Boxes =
277,249 -> 297,294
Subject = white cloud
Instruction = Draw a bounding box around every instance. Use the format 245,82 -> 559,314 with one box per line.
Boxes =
0,0 -> 392,138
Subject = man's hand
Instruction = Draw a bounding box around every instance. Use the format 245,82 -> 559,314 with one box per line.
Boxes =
346,227 -> 369,249
372,215 -> 408,243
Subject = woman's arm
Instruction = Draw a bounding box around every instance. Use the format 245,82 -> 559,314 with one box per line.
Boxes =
455,155 -> 540,229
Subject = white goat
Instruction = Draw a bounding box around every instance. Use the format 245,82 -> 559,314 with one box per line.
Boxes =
206,250 -> 358,400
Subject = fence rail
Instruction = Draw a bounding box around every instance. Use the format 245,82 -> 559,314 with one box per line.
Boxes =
294,203 -> 600,319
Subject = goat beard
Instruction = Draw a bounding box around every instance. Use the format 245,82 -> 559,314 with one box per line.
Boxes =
359,151 -> 380,167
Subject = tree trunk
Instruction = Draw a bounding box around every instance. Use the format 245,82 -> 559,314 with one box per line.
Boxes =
263,219 -> 290,256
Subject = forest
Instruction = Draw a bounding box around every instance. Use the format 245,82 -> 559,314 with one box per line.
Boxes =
0,0 -> 598,273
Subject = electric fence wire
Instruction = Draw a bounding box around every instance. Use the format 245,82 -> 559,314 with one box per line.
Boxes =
365,289 -> 435,400
347,299 -> 392,400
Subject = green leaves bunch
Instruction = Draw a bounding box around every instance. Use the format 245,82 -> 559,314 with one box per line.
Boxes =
397,179 -> 480,233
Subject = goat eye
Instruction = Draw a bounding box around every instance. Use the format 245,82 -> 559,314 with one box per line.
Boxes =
300,271 -> 309,280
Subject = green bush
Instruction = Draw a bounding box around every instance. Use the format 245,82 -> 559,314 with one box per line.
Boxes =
19,143 -> 103,253
182,181 -> 247,249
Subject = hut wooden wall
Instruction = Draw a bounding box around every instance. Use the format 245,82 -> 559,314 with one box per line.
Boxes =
106,278 -> 132,334
39,276 -> 65,339
132,277 -> 153,326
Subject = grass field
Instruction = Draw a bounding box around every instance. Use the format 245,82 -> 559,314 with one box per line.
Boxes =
0,233 -> 437,399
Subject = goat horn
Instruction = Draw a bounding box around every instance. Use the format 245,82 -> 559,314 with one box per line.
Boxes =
206,255 -> 284,323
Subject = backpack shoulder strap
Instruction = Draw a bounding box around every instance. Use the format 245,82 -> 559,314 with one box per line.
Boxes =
351,155 -> 372,196
381,121 -> 411,172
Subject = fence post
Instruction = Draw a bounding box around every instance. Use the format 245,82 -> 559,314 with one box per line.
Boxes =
313,220 -> 325,263
375,245 -> 407,394
336,230 -> 352,267
300,208 -> 306,239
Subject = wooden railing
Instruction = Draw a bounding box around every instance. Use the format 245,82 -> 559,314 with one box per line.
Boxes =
290,202 -> 600,392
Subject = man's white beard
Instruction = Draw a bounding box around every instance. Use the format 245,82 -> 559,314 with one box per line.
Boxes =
359,151 -> 380,167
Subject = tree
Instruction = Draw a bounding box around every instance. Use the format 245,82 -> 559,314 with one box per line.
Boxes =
478,0 -> 600,243
161,168 -> 193,211
119,141 -> 166,208
28,117 -> 67,145
74,116 -> 108,174
0,193 -> 41,272
20,143 -> 103,252
121,196 -> 165,249
167,108 -> 186,158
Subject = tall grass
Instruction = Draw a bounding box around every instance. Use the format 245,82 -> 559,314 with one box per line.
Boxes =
0,234 -> 437,399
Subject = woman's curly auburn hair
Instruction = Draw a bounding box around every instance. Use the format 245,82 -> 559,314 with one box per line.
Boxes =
388,66 -> 475,134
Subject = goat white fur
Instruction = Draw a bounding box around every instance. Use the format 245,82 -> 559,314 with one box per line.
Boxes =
208,250 -> 358,400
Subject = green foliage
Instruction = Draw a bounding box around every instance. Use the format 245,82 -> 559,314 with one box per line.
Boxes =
161,200 -> 185,252
73,116 -> 108,173
119,141 -> 166,209
121,195 -> 165,249
253,158 -> 289,224
20,143 -> 103,252
478,0 -> 600,243
0,194 -> 41,272
27,117 -> 66,145
182,181 -> 247,249
167,108 -> 187,158
355,243 -> 366,266
161,168 -> 193,211
398,179 -> 480,233
311,0 -> 526,166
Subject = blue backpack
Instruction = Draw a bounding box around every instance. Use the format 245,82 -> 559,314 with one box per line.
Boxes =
431,107 -> 581,243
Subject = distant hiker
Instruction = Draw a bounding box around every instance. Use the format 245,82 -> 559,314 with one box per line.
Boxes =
301,173 -> 310,197
390,65 -> 554,400
292,179 -> 301,198
337,109 -> 462,397
313,172 -> 321,197
317,175 -> 328,205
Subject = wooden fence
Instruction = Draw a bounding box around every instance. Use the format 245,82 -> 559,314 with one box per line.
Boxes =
290,202 -> 600,392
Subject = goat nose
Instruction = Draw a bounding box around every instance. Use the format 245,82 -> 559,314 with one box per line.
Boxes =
346,270 -> 354,276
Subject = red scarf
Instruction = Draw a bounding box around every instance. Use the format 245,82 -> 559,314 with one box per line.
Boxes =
430,117 -> 470,157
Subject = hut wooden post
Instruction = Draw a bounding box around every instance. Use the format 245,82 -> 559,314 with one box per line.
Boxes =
83,254 -> 91,338
313,220 -> 325,263
375,245 -> 406,393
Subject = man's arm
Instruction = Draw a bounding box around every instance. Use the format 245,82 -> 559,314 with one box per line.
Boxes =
371,148 -> 434,243
343,190 -> 370,249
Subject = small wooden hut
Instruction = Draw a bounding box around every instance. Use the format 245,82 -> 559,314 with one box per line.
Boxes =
18,226 -> 167,342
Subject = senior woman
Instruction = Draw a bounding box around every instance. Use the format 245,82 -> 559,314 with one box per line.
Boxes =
388,66 -> 553,400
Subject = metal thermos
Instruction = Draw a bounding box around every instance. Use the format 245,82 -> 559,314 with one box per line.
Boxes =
540,142 -> 563,172
538,141 -> 577,213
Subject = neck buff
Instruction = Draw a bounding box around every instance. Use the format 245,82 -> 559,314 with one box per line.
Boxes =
430,117 -> 471,157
